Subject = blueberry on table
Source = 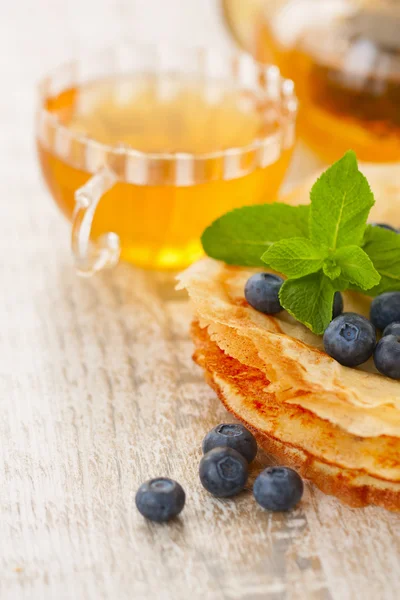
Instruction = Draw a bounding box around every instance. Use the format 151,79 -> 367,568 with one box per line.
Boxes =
374,335 -> 400,379
323,313 -> 376,367
199,447 -> 248,497
202,423 -> 258,463
370,222 -> 398,233
253,466 -> 304,512
244,273 -> 284,315
370,292 -> 400,331
383,322 -> 400,337
135,478 -> 185,522
332,291 -> 344,319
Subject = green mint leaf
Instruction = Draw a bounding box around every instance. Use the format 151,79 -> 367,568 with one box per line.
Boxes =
202,204 -> 309,266
261,237 -> 326,279
331,275 -> 351,291
323,259 -> 341,280
309,151 -> 374,250
360,225 -> 400,295
332,245 -> 380,290
279,272 -> 335,335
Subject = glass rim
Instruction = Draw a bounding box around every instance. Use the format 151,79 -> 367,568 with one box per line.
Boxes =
36,42 -> 297,184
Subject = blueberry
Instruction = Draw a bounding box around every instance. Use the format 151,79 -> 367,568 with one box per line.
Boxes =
383,322 -> 400,337
332,292 -> 344,319
253,466 -> 304,512
323,312 -> 376,367
370,292 -> 400,331
244,272 -> 284,314
135,478 -> 185,522
374,335 -> 400,379
202,423 -> 258,463
199,447 -> 248,497
370,222 -> 398,233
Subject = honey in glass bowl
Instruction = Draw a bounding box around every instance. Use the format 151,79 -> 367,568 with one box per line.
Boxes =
37,45 -> 296,275
223,0 -> 400,163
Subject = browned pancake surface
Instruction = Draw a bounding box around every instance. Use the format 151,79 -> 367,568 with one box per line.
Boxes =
179,165 -> 400,510
192,321 -> 400,511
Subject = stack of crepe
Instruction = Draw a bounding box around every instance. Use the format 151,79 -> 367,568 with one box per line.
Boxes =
178,168 -> 400,511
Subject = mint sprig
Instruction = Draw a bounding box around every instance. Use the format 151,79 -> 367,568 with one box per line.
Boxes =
201,204 -> 309,267
360,225 -> 400,295
309,151 -> 374,249
261,238 -> 326,279
332,246 -> 380,290
279,272 -> 335,335
201,151 -> 400,335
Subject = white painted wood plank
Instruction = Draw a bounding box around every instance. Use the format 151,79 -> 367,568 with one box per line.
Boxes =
0,2 -> 398,599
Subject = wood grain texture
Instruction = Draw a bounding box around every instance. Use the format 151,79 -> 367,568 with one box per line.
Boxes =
0,1 -> 399,598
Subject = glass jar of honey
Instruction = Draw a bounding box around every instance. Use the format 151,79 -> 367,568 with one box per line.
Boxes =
223,0 -> 400,163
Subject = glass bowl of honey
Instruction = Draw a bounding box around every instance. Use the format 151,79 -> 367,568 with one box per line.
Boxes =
222,0 -> 400,163
36,43 -> 297,275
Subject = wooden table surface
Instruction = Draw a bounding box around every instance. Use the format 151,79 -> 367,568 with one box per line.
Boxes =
1,1 -> 399,598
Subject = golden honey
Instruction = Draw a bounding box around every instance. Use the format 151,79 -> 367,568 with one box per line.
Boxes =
224,0 -> 400,163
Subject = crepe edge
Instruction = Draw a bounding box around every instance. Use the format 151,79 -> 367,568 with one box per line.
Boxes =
192,322 -> 400,512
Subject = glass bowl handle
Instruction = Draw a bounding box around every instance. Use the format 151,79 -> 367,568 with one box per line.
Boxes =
71,168 -> 120,277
